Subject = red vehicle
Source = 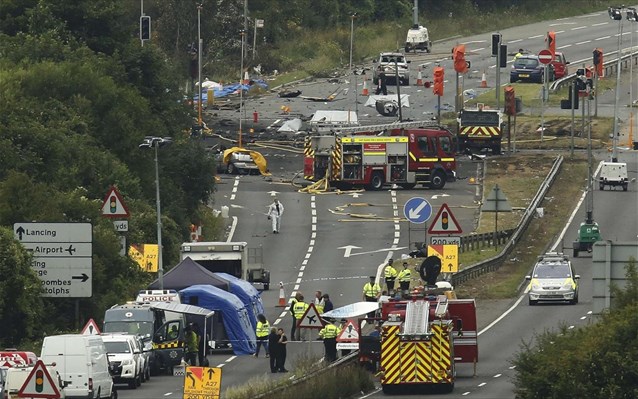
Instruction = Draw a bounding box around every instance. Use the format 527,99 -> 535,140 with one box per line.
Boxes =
0,350 -> 37,368
378,289 -> 478,394
551,51 -> 570,79
303,121 -> 456,190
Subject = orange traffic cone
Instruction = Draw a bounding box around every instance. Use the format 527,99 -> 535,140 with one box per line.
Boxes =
416,68 -> 423,86
280,105 -> 291,114
276,282 -> 287,307
480,71 -> 488,88
243,71 -> 250,84
362,79 -> 369,96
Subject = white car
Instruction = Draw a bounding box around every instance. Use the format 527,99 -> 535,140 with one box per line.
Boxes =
599,161 -> 628,191
372,52 -> 411,86
526,253 -> 579,305
101,334 -> 143,389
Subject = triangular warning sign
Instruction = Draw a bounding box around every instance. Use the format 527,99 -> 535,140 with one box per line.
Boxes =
81,318 -> 101,335
428,203 -> 463,234
297,303 -> 325,329
100,186 -> 130,218
18,360 -> 61,399
336,319 -> 360,342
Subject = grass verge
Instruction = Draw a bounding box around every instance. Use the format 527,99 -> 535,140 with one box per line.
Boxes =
222,354 -> 375,399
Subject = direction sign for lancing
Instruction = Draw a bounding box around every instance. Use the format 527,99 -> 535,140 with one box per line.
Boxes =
13,222 -> 93,298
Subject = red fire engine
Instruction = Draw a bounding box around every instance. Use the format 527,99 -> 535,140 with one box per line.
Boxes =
378,290 -> 478,394
303,121 -> 456,190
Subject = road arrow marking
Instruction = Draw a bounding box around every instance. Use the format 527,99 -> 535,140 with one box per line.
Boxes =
408,201 -> 427,219
349,193 -> 361,198
338,245 -> 361,258
431,194 -> 450,200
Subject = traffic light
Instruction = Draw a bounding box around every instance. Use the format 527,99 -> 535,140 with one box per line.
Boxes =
35,369 -> 44,393
140,16 -> 151,41
491,33 -> 501,57
593,48 -> 603,77
504,85 -> 516,116
547,31 -> 556,56
433,67 -> 444,96
453,45 -> 468,74
499,44 -> 507,68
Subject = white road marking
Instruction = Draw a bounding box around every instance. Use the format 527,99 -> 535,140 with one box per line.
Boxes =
555,30 -> 565,34
312,209 -> 316,216
592,22 -> 608,27
300,265 -> 305,271
568,325 -> 575,329
163,393 -> 172,396
509,39 -> 523,43
312,216 -> 317,224
557,44 -> 572,49
494,374 -> 502,378
576,40 -> 592,45
528,34 -> 544,39
580,316 -> 587,320
478,382 -> 487,387
479,294 -> 526,336
474,47 -> 486,52
308,246 -> 314,252
571,26 -> 587,31
310,239 -> 315,245
216,363 -> 225,367
227,216 -> 238,242
596,35 -> 611,40
462,392 -> 471,396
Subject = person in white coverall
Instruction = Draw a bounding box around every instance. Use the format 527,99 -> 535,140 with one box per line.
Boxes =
268,198 -> 284,233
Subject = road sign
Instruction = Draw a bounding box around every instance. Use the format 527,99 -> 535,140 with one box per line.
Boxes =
336,319 -> 360,342
538,49 -> 554,65
428,203 -> 463,234
297,303 -> 326,329
100,187 -> 130,218
113,220 -> 129,232
183,366 -> 222,399
483,185 -> 512,212
17,360 -> 61,399
403,197 -> 432,224
430,236 -> 461,246
14,222 -> 92,298
81,318 -> 101,335
128,244 -> 159,272
427,244 -> 459,273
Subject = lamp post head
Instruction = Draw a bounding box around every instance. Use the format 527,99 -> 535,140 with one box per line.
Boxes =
139,136 -> 173,149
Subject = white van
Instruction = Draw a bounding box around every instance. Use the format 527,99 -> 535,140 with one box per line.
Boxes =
100,334 -> 142,389
40,334 -> 115,399
599,161 -> 629,191
4,364 -> 65,399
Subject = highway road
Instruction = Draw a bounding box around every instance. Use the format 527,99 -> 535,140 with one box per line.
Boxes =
119,7 -> 638,399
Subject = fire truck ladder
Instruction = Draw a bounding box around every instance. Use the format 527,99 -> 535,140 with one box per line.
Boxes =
403,300 -> 430,335
331,120 -> 441,135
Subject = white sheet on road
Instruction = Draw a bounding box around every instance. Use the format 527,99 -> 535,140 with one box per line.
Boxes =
278,118 -> 303,132
364,94 -> 410,108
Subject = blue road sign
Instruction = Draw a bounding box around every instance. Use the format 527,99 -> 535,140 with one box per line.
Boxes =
403,197 -> 432,224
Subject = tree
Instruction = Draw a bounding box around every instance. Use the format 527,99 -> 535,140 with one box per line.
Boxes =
0,227 -> 44,347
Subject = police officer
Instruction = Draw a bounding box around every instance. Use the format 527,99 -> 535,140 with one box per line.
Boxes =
398,262 -> 412,292
292,295 -> 309,341
362,276 -> 381,318
184,324 -> 199,366
384,259 -> 398,293
254,314 -> 270,358
319,322 -> 341,362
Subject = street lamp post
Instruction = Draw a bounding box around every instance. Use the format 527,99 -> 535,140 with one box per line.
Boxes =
609,6 -> 625,162
239,29 -> 246,148
139,136 -> 173,289
349,13 -> 357,71
197,3 -> 203,127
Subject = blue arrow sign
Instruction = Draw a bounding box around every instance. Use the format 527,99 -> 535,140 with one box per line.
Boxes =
403,197 -> 432,224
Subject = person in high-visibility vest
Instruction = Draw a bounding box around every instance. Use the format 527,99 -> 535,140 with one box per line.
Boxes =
289,292 -> 303,341
398,262 -> 412,292
314,290 -> 325,314
362,276 -> 381,318
319,322 -> 342,362
254,314 -> 270,358
292,295 -> 309,341
514,48 -> 524,60
384,259 -> 398,293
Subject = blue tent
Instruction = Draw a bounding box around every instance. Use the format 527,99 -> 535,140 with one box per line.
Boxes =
180,285 -> 256,355
214,272 -> 265,328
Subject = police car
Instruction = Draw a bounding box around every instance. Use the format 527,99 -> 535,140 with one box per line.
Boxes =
526,252 -> 579,305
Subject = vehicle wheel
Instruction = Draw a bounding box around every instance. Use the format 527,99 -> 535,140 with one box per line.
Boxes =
145,366 -> 150,381
110,388 -> 117,399
369,172 -> 384,190
492,145 -> 501,155
227,163 -> 236,174
623,184 -> 628,191
429,170 -> 446,190
399,183 -> 416,189
573,248 -> 579,258
510,76 -> 516,83
528,298 -> 537,306
141,370 -> 146,383
405,46 -> 410,53
264,283 -> 270,291
136,374 -> 142,387
599,183 -> 604,190
570,295 -> 578,305
128,379 -> 137,389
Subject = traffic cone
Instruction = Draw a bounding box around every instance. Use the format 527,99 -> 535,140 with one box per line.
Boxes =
480,71 -> 488,88
416,68 -> 423,86
243,71 -> 249,84
627,113 -> 634,147
276,282 -> 287,307
362,79 -> 369,96
280,105 -> 291,114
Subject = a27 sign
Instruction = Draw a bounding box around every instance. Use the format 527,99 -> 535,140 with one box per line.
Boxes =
427,244 -> 459,273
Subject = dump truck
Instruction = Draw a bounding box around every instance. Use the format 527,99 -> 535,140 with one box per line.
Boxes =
180,241 -> 270,290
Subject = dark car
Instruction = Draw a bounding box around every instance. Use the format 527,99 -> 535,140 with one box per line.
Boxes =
510,55 -> 555,83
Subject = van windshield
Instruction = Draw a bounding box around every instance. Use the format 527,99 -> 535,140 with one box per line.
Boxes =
103,321 -> 154,337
